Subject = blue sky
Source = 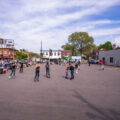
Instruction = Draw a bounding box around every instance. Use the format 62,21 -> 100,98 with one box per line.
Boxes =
0,0 -> 120,52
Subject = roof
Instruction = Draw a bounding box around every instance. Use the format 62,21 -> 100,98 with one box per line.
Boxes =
99,48 -> 120,52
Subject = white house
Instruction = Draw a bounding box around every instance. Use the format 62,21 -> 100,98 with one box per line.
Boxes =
99,49 -> 120,66
42,50 -> 61,60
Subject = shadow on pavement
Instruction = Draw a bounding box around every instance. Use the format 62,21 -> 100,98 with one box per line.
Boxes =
73,90 -> 120,120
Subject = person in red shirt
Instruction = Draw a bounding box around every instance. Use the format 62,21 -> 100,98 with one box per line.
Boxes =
99,60 -> 104,70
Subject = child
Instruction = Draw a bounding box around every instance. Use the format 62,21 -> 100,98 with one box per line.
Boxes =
75,63 -> 78,74
65,67 -> 69,79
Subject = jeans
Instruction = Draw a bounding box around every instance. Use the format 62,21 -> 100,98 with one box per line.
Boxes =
71,70 -> 74,79
34,71 -> 39,80
46,69 -> 50,77
10,68 -> 16,77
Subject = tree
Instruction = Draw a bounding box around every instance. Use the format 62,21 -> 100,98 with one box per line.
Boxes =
61,43 -> 77,55
98,41 -> 113,50
62,32 -> 95,57
29,52 -> 40,58
16,49 -> 28,60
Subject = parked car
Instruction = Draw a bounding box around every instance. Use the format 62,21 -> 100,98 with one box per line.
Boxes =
3,62 -> 12,69
89,59 -> 99,64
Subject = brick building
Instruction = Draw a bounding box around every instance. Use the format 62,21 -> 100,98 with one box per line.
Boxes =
0,48 -> 17,60
61,50 -> 72,58
0,38 -> 17,60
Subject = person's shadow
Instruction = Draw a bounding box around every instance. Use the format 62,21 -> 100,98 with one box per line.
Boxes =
73,90 -> 120,120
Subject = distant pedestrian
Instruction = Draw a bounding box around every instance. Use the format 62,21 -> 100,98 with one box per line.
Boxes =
88,59 -> 91,66
9,60 -> 16,79
45,61 -> 50,78
99,60 -> 104,70
19,61 -> 24,73
88,56 -> 91,66
75,63 -> 78,74
34,62 -> 40,81
70,64 -> 75,80
78,61 -> 81,70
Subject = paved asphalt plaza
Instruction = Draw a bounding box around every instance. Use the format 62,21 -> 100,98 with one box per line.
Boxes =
0,64 -> 120,120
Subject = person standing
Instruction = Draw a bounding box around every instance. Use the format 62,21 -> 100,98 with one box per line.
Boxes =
34,62 -> 40,81
20,61 -> 24,73
65,67 -> 69,79
45,61 -> 50,78
9,60 -> 16,79
78,61 -> 81,70
99,60 -> 104,70
70,64 -> 75,80
88,56 -> 91,66
75,62 -> 78,74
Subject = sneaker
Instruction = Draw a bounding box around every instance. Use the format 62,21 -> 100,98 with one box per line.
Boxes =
9,76 -> 11,79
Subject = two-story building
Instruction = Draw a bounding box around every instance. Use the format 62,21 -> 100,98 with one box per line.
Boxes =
0,48 -> 17,60
42,50 -> 61,60
41,50 -> 72,60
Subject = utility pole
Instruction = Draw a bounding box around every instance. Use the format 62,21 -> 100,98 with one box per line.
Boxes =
40,40 -> 42,62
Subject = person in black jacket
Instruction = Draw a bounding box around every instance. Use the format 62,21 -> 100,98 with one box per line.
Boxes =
45,61 -> 50,78
69,64 -> 75,80
9,60 -> 16,79
34,62 -> 40,81
20,61 -> 24,73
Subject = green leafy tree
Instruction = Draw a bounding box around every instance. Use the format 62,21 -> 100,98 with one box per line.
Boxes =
98,41 -> 113,50
62,32 -> 95,57
29,52 -> 40,58
61,43 -> 77,55
16,50 -> 28,60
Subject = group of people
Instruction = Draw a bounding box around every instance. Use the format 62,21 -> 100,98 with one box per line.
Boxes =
9,60 -> 24,79
34,60 -> 81,82
88,59 -> 104,70
65,61 -> 81,80
1,58 -> 105,81
34,61 -> 50,81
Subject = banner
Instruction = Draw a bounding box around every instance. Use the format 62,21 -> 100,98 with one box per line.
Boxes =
4,39 -> 14,45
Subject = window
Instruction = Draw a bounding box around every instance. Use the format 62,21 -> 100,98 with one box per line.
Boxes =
9,51 -> 11,55
0,51 -> 2,54
58,52 -> 61,56
67,53 -> 70,57
110,57 -> 113,63
4,51 -> 7,54
46,52 -> 48,55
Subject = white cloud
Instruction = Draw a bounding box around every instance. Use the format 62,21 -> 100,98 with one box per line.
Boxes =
114,37 -> 120,47
0,0 -> 120,52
